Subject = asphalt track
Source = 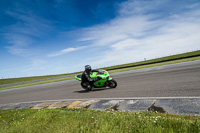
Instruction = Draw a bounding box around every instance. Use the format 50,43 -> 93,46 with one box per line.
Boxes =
0,60 -> 200,105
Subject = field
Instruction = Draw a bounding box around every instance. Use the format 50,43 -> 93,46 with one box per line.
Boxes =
0,77 -> 74,90
0,72 -> 80,85
0,108 -> 199,133
103,50 -> 200,70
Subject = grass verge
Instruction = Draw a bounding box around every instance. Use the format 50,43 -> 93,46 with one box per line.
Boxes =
103,50 -> 200,70
0,77 -> 74,91
0,72 -> 81,85
0,108 -> 199,133
109,56 -> 200,73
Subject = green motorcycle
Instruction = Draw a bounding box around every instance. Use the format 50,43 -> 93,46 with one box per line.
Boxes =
75,70 -> 117,91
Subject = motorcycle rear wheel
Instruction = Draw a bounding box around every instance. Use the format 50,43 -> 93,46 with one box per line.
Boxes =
81,82 -> 93,91
108,79 -> 117,88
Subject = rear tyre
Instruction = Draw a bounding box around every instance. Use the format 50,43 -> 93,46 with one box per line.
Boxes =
108,79 -> 117,88
81,82 -> 93,91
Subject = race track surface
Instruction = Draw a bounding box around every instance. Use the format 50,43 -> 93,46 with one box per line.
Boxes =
0,60 -> 200,104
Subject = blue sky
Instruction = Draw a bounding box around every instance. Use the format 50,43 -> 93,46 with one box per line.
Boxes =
0,0 -> 200,78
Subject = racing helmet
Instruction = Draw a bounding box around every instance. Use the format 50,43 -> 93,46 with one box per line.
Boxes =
85,65 -> 91,72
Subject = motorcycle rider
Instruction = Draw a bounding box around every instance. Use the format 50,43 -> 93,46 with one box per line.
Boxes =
81,65 -> 101,89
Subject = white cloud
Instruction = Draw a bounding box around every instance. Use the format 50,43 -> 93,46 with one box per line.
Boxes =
77,0 -> 200,68
111,39 -> 141,50
47,46 -> 87,57
79,15 -> 158,48
117,0 -> 164,16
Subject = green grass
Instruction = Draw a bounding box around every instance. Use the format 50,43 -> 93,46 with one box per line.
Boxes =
109,56 -> 200,73
0,108 -> 199,133
0,76 -> 74,90
103,50 -> 200,70
0,72 -> 81,85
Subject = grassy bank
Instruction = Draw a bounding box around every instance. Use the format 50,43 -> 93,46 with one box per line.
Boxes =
103,50 -> 200,70
109,56 -> 200,73
0,76 -> 74,90
0,71 -> 81,86
0,108 -> 199,133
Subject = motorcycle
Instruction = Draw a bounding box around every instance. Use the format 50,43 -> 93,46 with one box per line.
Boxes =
75,70 -> 117,91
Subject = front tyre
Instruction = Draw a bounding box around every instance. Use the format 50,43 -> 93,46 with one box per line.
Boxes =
108,79 -> 117,88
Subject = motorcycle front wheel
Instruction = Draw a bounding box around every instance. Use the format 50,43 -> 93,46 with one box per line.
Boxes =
108,79 -> 117,88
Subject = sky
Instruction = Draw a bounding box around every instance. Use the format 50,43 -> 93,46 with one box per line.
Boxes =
0,0 -> 200,78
